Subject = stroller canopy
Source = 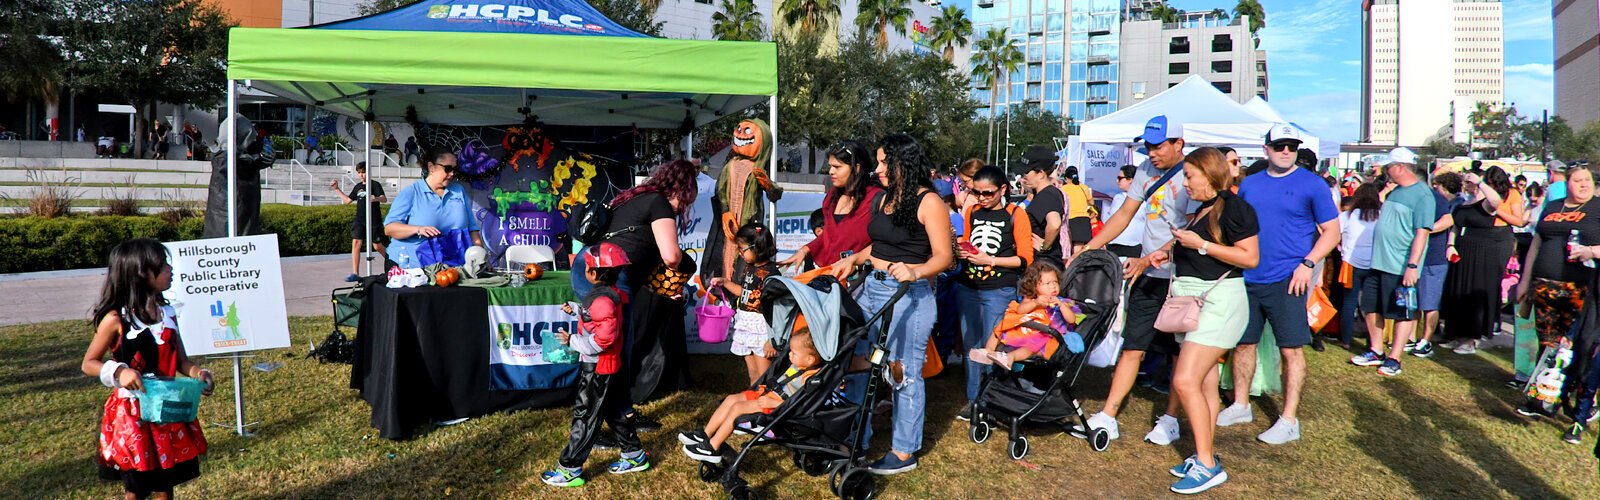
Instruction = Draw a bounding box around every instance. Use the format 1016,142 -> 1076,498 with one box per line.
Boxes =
761,276 -> 860,362
1063,249 -> 1124,309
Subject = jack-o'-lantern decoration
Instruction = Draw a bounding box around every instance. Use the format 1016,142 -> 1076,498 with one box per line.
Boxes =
523,263 -> 545,281
730,120 -> 765,160
434,267 -> 461,287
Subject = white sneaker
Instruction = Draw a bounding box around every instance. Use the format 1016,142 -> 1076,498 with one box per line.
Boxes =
1453,341 -> 1478,355
1216,403 -> 1253,427
1257,417 -> 1301,445
1145,414 -> 1181,446
1087,411 -> 1120,441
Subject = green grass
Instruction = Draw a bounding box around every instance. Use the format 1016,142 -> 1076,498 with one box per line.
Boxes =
3,318 -> 1596,498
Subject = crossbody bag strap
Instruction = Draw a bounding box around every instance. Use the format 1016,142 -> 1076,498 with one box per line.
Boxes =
1143,165 -> 1183,200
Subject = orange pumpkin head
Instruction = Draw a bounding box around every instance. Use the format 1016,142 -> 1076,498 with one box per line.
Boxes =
434,267 -> 460,287
730,119 -> 764,160
523,263 -> 545,281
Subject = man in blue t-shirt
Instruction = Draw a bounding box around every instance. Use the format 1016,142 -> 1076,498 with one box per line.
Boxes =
1350,147 -> 1436,377
1221,124 -> 1341,445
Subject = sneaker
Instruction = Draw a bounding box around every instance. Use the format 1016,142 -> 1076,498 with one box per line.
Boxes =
540,467 -> 586,487
1086,411 -> 1121,441
1216,403 -> 1254,427
1378,358 -> 1403,377
1562,423 -> 1585,445
345,273 -> 360,282
627,412 -> 663,433
1145,414 -> 1180,446
1311,337 -> 1327,352
681,441 -> 723,463
1170,457 -> 1228,494
866,452 -> 918,475
1350,351 -> 1385,367
1170,455 -> 1200,478
607,452 -> 651,474
1506,378 -> 1528,390
1403,340 -> 1417,353
677,430 -> 709,446
1516,401 -> 1555,418
957,406 -> 973,422
1411,341 -> 1435,358
1257,417 -> 1301,445
1453,341 -> 1478,355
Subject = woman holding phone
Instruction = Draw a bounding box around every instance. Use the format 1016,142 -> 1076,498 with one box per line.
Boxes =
952,165 -> 1034,415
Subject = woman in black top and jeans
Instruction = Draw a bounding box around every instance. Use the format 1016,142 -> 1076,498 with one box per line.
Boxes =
830,134 -> 953,475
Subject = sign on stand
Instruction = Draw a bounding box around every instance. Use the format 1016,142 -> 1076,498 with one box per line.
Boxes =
164,234 -> 292,356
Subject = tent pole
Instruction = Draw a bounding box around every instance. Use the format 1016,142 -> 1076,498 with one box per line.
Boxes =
767,96 -> 777,230
364,120 -> 373,277
227,80 -> 238,238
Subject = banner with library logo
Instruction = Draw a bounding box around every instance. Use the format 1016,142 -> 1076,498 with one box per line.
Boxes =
486,286 -> 582,390
165,234 -> 291,356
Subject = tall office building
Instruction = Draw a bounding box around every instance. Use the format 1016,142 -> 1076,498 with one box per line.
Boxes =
1554,0 -> 1600,131
1362,0 -> 1503,147
210,0 -> 367,28
969,0 -> 1121,128
1118,10 -> 1266,107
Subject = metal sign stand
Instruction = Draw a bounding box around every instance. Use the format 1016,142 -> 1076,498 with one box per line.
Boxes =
207,352 -> 260,436
217,80 -> 257,437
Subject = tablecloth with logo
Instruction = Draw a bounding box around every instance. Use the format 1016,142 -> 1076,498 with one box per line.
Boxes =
351,272 -> 577,440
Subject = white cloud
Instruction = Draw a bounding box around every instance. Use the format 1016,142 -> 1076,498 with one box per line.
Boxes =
1341,60 -> 1361,66
1255,0 -> 1356,66
1503,0 -> 1553,42
1269,91 -> 1363,147
1505,63 -> 1553,77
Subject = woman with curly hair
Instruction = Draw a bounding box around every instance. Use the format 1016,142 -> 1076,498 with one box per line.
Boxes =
570,159 -> 701,432
831,133 -> 953,475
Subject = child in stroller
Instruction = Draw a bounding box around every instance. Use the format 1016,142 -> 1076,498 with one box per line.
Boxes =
679,320 -> 822,463
969,262 -> 1086,370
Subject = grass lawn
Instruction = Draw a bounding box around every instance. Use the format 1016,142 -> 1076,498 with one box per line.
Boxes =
3,317 -> 1596,498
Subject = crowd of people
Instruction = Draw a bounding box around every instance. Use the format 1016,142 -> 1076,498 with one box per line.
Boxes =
79,116 -> 1600,498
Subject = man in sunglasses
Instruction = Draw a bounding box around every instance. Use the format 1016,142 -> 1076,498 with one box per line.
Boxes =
1218,124 -> 1341,446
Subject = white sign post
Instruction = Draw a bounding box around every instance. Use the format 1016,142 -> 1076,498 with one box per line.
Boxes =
164,233 -> 291,436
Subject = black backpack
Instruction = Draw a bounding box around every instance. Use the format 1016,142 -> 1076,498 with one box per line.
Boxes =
568,199 -> 641,245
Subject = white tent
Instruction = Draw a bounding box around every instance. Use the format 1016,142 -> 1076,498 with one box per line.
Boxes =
1078,75 -> 1318,154
1242,96 -> 1333,158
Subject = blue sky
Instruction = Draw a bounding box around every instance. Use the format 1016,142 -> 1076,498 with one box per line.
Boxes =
944,0 -> 1555,146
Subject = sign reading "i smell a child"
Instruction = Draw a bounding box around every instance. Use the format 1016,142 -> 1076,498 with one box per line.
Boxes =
164,234 -> 291,356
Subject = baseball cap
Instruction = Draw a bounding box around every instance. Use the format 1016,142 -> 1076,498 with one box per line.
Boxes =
1265,122 -> 1303,145
1021,146 -> 1058,173
1386,147 -> 1417,165
1547,159 -> 1567,173
932,178 -> 954,197
1135,115 -> 1183,146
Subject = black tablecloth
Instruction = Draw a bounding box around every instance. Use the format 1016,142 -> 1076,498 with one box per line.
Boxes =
351,285 -> 575,440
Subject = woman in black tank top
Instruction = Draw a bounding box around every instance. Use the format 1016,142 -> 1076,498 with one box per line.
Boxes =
830,134 -> 951,474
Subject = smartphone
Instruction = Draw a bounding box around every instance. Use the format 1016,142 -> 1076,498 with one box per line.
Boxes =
959,240 -> 980,255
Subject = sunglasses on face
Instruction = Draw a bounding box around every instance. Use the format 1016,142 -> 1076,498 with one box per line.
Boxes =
972,188 -> 1001,197
1269,143 -> 1299,153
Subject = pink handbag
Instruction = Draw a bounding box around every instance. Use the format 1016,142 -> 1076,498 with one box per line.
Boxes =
1154,270 -> 1233,334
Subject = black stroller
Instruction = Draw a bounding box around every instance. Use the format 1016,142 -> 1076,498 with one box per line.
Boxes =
696,274 -> 911,500
966,249 -> 1125,458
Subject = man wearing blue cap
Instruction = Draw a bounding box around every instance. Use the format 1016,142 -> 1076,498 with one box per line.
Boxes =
1079,115 -> 1201,446
1218,124 -> 1342,445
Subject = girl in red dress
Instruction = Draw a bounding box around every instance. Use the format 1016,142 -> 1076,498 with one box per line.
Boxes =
81,238 -> 214,499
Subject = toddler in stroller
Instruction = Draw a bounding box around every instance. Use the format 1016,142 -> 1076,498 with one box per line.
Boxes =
969,262 -> 1086,370
679,319 -> 822,463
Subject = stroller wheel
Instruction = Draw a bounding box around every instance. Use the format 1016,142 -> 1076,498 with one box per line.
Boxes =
1008,436 -> 1029,460
794,452 -> 832,477
838,468 -> 876,500
728,482 -> 757,500
1091,428 -> 1112,452
970,421 -> 992,444
699,461 -> 724,482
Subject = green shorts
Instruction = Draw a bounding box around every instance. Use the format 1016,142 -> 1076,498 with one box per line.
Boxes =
1170,276 -> 1248,350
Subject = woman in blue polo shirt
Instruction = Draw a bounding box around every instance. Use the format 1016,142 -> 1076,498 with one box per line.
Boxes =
384,150 -> 483,268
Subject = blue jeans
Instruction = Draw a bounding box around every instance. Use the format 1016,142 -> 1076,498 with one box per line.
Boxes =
847,273 -> 936,455
957,284 -> 1015,400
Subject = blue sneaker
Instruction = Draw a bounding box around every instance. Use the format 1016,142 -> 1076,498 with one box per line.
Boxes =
607,452 -> 651,475
344,273 -> 360,282
867,452 -> 918,475
1350,350 -> 1384,367
1170,457 -> 1228,494
1378,358 -> 1402,377
540,467 -> 585,487
1170,455 -> 1199,477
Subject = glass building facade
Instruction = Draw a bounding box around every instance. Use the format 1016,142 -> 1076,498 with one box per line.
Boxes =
970,0 -> 1120,129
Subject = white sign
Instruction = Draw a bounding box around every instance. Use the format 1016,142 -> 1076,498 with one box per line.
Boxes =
774,191 -> 825,261
164,234 -> 291,356
678,173 -> 717,264
1079,142 -> 1131,196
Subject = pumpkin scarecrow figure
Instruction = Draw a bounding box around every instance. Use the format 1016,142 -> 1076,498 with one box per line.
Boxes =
704,118 -> 783,281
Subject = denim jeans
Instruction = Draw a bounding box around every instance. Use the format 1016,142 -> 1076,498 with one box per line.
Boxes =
847,272 -> 936,455
957,284 -> 1015,400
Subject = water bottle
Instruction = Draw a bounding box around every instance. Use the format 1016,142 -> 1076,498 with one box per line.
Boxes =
1569,230 -> 1597,268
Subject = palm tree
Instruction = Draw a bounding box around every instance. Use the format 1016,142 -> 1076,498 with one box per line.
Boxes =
855,0 -> 913,55
1149,4 -> 1182,23
927,5 -> 972,63
779,0 -> 840,37
1233,0 -> 1266,35
711,0 -> 766,41
972,28 -> 1023,164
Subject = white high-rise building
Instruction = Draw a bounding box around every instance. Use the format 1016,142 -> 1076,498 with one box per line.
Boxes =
1362,0 -> 1503,147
